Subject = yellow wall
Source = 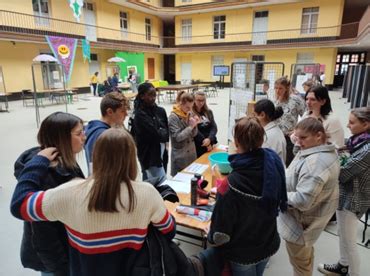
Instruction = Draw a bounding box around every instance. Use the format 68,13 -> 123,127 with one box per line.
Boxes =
144,53 -> 164,80
140,0 -> 161,8
95,0 -> 162,45
175,48 -> 337,84
175,0 -> 344,45
0,41 -> 119,93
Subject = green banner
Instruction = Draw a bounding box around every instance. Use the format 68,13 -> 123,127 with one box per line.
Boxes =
115,52 -> 145,83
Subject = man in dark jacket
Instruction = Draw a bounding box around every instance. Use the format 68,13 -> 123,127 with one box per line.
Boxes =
132,83 -> 169,182
14,147 -> 84,276
84,92 -> 129,174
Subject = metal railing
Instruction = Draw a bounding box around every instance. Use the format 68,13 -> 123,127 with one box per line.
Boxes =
0,10 -> 360,49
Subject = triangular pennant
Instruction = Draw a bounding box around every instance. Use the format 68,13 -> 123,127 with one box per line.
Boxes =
68,0 -> 84,22
46,35 -> 78,83
82,39 -> 91,63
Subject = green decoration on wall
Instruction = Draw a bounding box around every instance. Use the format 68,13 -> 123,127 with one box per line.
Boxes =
115,52 -> 145,83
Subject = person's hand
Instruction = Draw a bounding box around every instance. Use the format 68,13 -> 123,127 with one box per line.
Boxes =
189,116 -> 201,128
37,147 -> 58,161
202,138 -> 211,147
207,145 -> 213,152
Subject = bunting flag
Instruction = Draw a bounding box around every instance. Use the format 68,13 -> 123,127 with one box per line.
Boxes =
68,0 -> 84,22
82,39 -> 91,63
46,35 -> 78,83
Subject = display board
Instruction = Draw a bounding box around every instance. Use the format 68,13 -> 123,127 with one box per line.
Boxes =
228,62 -> 285,141
213,65 -> 230,76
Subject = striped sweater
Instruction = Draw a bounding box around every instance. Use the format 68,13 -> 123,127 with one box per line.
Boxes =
11,155 -> 175,276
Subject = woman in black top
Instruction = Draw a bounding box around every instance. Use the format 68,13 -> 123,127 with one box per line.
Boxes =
132,83 -> 169,182
192,91 -> 218,157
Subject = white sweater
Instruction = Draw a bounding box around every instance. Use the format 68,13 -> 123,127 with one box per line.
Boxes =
263,121 -> 287,164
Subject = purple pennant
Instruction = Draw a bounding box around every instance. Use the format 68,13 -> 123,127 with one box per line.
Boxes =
45,35 -> 78,83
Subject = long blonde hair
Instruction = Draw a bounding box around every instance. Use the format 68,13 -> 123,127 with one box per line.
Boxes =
88,128 -> 137,213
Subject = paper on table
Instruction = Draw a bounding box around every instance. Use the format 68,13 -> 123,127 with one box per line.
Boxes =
184,163 -> 209,174
173,172 -> 194,183
217,144 -> 229,151
162,180 -> 190,194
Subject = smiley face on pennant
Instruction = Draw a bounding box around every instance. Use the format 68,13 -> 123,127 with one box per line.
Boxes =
58,45 -> 70,59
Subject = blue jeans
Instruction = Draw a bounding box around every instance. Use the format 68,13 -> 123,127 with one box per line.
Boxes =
143,166 -> 166,183
230,259 -> 269,276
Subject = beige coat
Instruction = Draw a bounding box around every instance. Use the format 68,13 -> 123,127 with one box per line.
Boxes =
168,112 -> 198,176
277,144 -> 340,246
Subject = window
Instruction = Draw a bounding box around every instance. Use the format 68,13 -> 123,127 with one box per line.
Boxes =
360,53 -> 365,63
336,54 -> 341,63
252,55 -> 265,62
213,15 -> 226,39
334,64 -> 340,75
83,2 -> 93,10
120,11 -> 128,38
145,18 -> 151,41
301,7 -> 319,34
181,19 -> 192,42
342,54 -> 350,63
90,53 -> 98,61
350,54 -> 359,63
340,64 -> 348,75
33,0 -> 50,26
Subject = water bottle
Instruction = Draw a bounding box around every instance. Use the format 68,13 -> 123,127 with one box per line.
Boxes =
191,177 -> 198,205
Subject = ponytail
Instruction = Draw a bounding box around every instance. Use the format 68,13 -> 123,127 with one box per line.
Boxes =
254,99 -> 283,122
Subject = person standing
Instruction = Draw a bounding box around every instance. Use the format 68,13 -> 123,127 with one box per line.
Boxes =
320,72 -> 326,86
303,85 -> 344,149
128,68 -> 138,93
132,83 -> 169,181
90,72 -> 99,96
254,99 -> 287,164
274,77 -> 305,166
278,117 -> 340,276
192,91 -> 218,157
168,91 -> 200,176
84,92 -> 129,174
12,112 -> 85,276
318,107 -> 370,276
198,117 -> 287,276
10,128 -> 176,276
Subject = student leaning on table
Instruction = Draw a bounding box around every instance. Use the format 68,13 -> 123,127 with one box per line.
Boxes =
168,91 -> 200,176
10,128 -> 176,276
195,117 -> 288,276
277,117 -> 340,276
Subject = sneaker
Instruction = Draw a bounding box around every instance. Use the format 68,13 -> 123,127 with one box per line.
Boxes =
318,262 -> 348,275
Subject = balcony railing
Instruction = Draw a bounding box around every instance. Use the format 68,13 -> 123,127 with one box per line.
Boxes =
0,10 -> 360,50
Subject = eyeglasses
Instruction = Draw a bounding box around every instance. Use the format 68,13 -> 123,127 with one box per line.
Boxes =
71,130 -> 85,136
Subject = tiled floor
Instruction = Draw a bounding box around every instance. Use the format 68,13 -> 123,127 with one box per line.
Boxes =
0,89 -> 368,275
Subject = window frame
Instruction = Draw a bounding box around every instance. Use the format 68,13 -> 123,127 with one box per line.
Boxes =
120,11 -> 129,38
300,7 -> 319,34
181,19 -> 192,42
145,18 -> 152,41
213,15 -> 226,40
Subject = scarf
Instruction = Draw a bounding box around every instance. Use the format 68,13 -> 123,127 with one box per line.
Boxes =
346,132 -> 370,153
172,104 -> 188,119
228,148 -> 288,216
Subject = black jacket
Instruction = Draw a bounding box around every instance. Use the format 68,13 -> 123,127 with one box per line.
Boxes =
133,104 -> 169,170
194,110 -> 218,157
126,225 -> 196,276
13,147 -> 84,274
208,149 -> 281,265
